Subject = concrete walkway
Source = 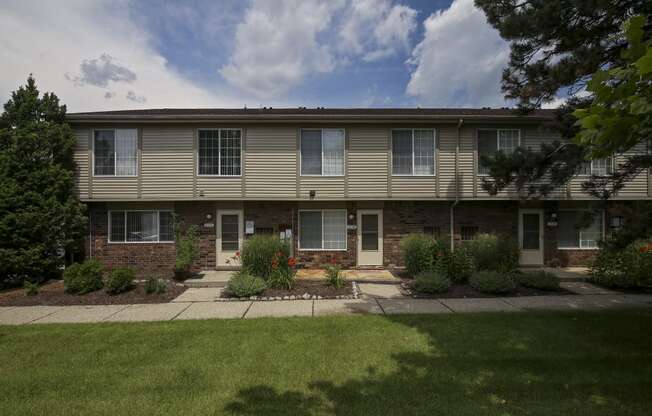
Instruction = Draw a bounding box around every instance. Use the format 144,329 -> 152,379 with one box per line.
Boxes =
2,292 -> 651,325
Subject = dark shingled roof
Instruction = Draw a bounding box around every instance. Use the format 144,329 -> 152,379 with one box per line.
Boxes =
66,107 -> 556,122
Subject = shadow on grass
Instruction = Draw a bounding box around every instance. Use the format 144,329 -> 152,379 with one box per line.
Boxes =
223,310 -> 652,415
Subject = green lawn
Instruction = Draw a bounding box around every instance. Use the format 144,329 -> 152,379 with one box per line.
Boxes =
1,311 -> 651,415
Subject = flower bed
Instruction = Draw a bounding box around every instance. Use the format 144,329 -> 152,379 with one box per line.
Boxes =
400,279 -> 572,298
218,280 -> 359,301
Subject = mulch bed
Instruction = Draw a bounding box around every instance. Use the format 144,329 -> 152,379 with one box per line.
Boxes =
401,278 -> 574,298
0,280 -> 186,306
223,280 -> 353,299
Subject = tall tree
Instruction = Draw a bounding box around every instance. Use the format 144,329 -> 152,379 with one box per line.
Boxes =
0,76 -> 86,286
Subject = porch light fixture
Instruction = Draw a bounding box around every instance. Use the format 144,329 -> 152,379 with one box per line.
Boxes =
205,213 -> 213,220
348,214 -> 355,221
610,216 -> 623,228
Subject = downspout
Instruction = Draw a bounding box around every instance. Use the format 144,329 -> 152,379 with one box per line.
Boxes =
450,118 -> 464,251
88,211 -> 93,259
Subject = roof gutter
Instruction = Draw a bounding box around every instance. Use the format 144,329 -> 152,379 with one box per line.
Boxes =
451,117 -> 464,251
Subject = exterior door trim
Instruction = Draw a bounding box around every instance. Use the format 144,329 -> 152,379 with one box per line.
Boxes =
356,209 -> 383,266
518,208 -> 544,266
216,209 -> 244,267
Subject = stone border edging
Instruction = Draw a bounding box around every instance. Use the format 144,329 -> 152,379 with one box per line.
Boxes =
214,281 -> 361,302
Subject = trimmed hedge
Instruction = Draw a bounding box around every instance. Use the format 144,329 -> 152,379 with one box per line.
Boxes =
414,271 -> 451,294
63,260 -> 104,295
226,271 -> 267,297
106,267 -> 135,294
470,270 -> 515,294
518,271 -> 560,291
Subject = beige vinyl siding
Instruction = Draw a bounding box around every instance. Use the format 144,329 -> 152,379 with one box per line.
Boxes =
197,177 -> 243,198
245,127 -> 296,198
92,177 -> 138,199
437,124 -> 457,198
348,128 -> 389,198
299,177 -> 345,198
390,176 -> 436,198
73,128 -> 90,199
458,126 -> 474,197
141,127 -> 194,199
614,141 -> 648,198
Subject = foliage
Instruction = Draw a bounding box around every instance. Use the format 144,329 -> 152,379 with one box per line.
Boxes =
0,76 -> 86,287
240,235 -> 291,280
268,267 -> 296,290
518,271 -> 561,291
400,234 -> 448,277
225,271 -> 267,297
601,201 -> 652,251
590,239 -> 652,288
444,247 -> 476,283
469,270 -> 516,294
23,281 -> 39,296
462,233 -> 519,273
325,264 -> 345,289
414,270 -> 451,294
63,260 -> 103,295
175,225 -> 199,277
106,267 -> 135,295
144,277 -> 167,295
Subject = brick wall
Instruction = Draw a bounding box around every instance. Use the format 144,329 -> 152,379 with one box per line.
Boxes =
176,202 -> 217,271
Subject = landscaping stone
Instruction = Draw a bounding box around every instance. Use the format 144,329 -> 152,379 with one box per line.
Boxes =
171,288 -> 223,303
313,299 -> 383,316
104,303 -> 190,322
439,298 -> 521,313
0,306 -> 62,325
244,300 -> 313,318
33,305 -> 128,324
378,299 -> 451,314
174,302 -> 251,320
357,283 -> 404,299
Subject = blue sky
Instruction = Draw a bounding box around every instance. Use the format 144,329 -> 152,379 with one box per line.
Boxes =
1,0 -> 530,111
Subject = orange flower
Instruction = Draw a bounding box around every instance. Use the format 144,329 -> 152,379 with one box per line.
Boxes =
288,257 -> 297,267
235,251 -> 240,257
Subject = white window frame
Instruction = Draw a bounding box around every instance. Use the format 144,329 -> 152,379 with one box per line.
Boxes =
476,128 -> 521,176
391,128 -> 436,177
196,128 -> 243,177
556,209 -> 605,250
299,128 -> 346,177
298,209 -> 347,251
108,210 -> 175,244
92,128 -> 138,177
578,157 -> 615,177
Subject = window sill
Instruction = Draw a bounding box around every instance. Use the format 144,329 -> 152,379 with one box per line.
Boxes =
298,248 -> 348,252
93,175 -> 138,178
391,174 -> 436,177
197,175 -> 242,178
557,247 -> 600,250
108,241 -> 175,244
300,175 -> 345,178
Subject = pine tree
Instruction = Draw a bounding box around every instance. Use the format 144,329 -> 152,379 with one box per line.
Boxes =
0,76 -> 86,286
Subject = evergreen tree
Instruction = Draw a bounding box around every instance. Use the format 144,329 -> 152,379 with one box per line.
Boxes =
0,76 -> 86,286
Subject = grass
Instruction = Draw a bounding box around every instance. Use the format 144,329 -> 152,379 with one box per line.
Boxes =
1,311 -> 652,415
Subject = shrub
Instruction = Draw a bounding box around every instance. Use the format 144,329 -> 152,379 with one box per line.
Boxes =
590,240 -> 652,288
63,260 -> 104,295
175,225 -> 199,279
226,271 -> 267,297
268,267 -> 296,290
463,233 -> 520,272
24,281 -> 39,296
518,270 -> 560,291
325,264 -> 345,289
144,277 -> 167,294
414,271 -> 451,294
240,235 -> 291,280
445,248 -> 475,283
469,270 -> 516,294
106,267 -> 135,294
400,234 -> 444,277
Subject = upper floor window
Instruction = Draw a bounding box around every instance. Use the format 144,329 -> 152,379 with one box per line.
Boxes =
579,158 -> 613,176
557,210 -> 603,249
392,129 -> 435,175
109,210 -> 174,243
198,129 -> 242,176
94,129 -> 137,176
300,129 -> 345,176
477,129 -> 520,175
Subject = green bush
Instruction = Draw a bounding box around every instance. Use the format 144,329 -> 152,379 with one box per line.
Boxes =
325,264 -> 345,289
400,234 -> 449,277
463,233 -> 520,272
268,267 -> 296,290
445,248 -> 476,283
106,267 -> 135,294
590,240 -> 652,288
414,271 -> 451,294
240,235 -> 291,280
175,225 -> 199,279
144,277 -> 167,295
469,270 -> 516,294
518,271 -> 560,291
24,281 -> 39,296
226,271 -> 267,297
63,260 -> 104,295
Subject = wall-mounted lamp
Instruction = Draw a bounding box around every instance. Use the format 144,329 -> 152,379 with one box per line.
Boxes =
205,213 -> 213,220
309,190 -> 316,198
610,216 -> 624,228
348,213 -> 355,221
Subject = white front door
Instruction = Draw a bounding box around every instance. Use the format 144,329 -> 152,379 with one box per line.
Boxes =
217,210 -> 243,267
519,209 -> 544,265
357,209 -> 383,266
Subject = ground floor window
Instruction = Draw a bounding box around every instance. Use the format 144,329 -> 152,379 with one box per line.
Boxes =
109,210 -> 175,243
557,210 -> 603,249
299,209 -> 347,250
461,226 -> 479,241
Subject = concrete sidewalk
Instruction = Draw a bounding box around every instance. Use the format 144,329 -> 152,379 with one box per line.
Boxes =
1,292 -> 652,325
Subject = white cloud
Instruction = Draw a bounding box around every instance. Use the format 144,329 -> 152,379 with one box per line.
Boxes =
0,0 -> 241,112
406,0 -> 510,107
220,0 -> 417,98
